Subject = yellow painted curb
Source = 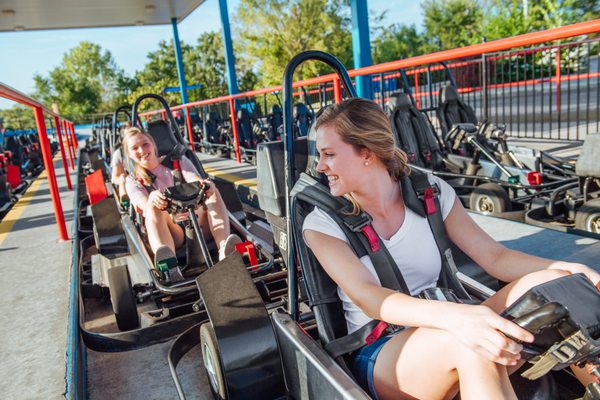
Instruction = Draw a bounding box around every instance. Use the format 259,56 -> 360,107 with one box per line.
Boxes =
203,165 -> 257,190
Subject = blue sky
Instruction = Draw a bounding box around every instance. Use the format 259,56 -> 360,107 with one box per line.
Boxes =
0,0 -> 424,110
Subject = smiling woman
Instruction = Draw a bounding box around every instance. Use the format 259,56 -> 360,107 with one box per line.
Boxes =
122,127 -> 240,279
303,97 -> 600,400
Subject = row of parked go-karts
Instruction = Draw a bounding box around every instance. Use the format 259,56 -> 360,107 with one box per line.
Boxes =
0,130 -> 52,218
383,67 -> 600,237
184,97 -> 314,164
75,52 -> 600,400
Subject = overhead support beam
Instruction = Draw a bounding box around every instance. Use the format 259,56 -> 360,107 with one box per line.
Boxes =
350,0 -> 373,99
218,0 -> 239,95
171,18 -> 189,106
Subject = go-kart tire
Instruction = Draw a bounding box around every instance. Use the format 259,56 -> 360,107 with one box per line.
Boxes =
575,199 -> 600,234
469,183 -> 512,214
200,323 -> 227,400
107,264 -> 139,331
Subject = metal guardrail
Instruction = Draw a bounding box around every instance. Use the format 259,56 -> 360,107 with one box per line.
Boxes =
139,19 -> 600,163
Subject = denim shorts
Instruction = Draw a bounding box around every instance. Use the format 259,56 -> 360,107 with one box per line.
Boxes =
351,334 -> 394,399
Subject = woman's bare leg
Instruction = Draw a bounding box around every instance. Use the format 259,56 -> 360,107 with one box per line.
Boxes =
372,270 -> 576,399
201,188 -> 230,249
144,205 -> 184,254
373,327 -> 515,400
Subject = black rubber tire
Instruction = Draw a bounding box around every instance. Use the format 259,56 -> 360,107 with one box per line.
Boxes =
469,183 -> 512,214
107,264 -> 139,331
200,323 -> 227,400
575,199 -> 600,234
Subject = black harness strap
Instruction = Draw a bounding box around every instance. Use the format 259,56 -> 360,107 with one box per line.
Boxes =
294,175 -> 410,295
294,171 -> 471,358
408,173 -> 471,300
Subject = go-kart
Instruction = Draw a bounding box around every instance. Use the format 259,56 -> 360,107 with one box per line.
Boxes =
170,51 -> 600,400
387,86 -> 577,217
74,94 -> 286,352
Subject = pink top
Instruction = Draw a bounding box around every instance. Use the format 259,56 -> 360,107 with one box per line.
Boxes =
125,155 -> 201,209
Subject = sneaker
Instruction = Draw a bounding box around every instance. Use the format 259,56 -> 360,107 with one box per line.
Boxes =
154,246 -> 181,282
218,234 -> 243,261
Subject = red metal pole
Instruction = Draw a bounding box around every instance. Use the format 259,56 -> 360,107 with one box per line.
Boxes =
69,122 -> 78,152
555,49 -> 561,113
54,117 -> 72,191
161,111 -> 166,120
62,120 -> 75,170
333,77 -> 342,103
228,97 -> 241,163
414,73 -> 421,109
185,106 -> 195,150
33,107 -> 69,241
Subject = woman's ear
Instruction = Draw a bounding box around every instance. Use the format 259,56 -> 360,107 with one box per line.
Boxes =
361,148 -> 373,164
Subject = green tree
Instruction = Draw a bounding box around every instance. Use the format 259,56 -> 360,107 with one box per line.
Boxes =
235,0 -> 353,87
372,24 -> 425,64
422,0 -> 484,51
32,42 -> 129,121
0,104 -> 36,130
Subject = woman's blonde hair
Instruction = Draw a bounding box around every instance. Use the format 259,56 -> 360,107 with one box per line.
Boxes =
122,126 -> 158,187
315,98 -> 410,214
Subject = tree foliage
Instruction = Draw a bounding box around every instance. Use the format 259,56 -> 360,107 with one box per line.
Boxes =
372,24 -> 425,64
0,104 -> 36,131
32,42 -> 129,120
235,0 -> 352,87
422,0 -> 484,51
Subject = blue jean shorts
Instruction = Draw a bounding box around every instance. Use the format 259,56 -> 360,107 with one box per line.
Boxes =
351,334 -> 394,399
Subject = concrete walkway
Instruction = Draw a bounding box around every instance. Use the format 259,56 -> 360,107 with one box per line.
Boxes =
0,155 -> 75,399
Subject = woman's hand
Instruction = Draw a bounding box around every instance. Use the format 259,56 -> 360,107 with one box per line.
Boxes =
200,179 -> 216,198
443,304 -> 535,366
147,190 -> 167,210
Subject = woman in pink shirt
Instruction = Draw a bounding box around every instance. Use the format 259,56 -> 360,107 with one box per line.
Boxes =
123,127 -> 240,276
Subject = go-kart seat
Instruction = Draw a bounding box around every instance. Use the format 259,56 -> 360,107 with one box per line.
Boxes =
204,111 -> 221,144
5,136 -> 24,167
389,92 -> 444,169
436,85 -> 478,138
294,103 -> 312,137
146,119 -> 207,179
237,108 -> 253,148
256,137 -> 308,257
269,104 -> 283,140
575,133 -> 600,179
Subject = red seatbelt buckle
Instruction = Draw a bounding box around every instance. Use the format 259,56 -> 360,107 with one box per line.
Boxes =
235,241 -> 259,268
173,159 -> 181,171
361,225 -> 380,252
365,321 -> 388,345
423,188 -> 436,215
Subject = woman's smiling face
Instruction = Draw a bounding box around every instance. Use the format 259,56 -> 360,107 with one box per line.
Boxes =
315,124 -> 366,196
126,133 -> 158,169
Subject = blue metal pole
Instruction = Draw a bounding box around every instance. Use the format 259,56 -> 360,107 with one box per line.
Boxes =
171,18 -> 189,105
218,0 -> 239,95
350,0 -> 373,99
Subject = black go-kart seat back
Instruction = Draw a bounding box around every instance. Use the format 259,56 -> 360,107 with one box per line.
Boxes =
294,103 -> 312,137
204,111 -> 221,143
237,108 -> 252,146
436,85 -> 478,137
146,119 -> 207,179
575,133 -> 600,178
390,93 -> 444,169
256,137 -> 307,258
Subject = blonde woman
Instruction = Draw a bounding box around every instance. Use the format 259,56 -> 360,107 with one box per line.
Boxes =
302,98 -> 600,399
123,127 -> 240,278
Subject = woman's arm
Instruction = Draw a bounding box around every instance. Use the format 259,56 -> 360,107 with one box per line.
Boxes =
444,198 -> 600,285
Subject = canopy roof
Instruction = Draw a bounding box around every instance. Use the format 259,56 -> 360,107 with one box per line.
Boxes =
0,0 -> 206,32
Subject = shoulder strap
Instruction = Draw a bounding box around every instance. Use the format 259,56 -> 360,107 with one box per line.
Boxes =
407,172 -> 471,300
293,173 -> 410,295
